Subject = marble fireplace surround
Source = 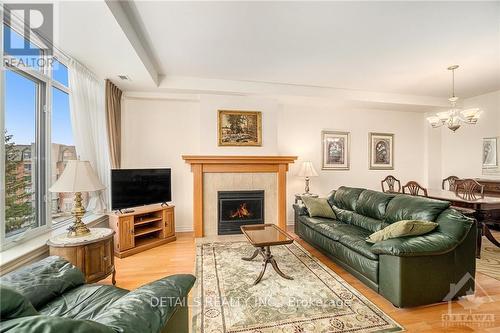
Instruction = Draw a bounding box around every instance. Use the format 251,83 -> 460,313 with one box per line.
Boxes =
182,156 -> 297,237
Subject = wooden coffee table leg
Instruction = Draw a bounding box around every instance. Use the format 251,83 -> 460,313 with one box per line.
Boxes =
254,256 -> 268,285
242,248 -> 260,261
270,257 -> 293,280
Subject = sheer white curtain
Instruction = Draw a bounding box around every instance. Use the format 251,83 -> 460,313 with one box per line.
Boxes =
68,59 -> 111,213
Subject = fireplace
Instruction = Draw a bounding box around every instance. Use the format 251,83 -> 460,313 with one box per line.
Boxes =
218,190 -> 264,235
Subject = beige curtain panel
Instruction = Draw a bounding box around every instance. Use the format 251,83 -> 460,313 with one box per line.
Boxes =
105,79 -> 122,169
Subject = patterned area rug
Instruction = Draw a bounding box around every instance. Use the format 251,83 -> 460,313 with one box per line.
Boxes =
193,241 -> 403,333
477,236 -> 500,281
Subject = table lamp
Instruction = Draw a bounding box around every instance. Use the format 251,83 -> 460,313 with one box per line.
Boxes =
49,160 -> 105,237
297,161 -> 318,195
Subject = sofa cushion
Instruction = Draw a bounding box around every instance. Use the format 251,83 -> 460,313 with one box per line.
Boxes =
312,223 -> 349,241
39,284 -> 128,321
0,256 -> 85,310
384,195 -> 450,224
355,189 -> 395,220
331,242 -> 379,283
351,213 -> 387,233
331,205 -> 354,224
301,197 -> 336,219
298,216 -> 341,230
332,186 -> 365,211
0,285 -> 38,320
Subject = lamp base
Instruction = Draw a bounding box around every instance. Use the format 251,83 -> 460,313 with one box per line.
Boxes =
67,192 -> 91,238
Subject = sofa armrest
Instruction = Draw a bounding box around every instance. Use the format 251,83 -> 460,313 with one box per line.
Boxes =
93,274 -> 195,333
293,204 -> 309,216
0,315 -> 114,333
0,256 -> 85,309
370,232 -> 460,257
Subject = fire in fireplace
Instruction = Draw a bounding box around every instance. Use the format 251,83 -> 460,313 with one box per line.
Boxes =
218,190 -> 264,235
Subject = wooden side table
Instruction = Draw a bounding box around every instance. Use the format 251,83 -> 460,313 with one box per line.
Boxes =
294,193 -> 319,204
47,228 -> 116,285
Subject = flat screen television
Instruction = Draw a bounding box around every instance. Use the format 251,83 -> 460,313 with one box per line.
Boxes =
111,168 -> 171,210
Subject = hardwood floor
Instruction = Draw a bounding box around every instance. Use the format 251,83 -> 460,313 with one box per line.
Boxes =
101,230 -> 500,332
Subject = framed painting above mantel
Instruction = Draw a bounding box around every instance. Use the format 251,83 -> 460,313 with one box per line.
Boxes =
369,132 -> 394,170
218,110 -> 262,146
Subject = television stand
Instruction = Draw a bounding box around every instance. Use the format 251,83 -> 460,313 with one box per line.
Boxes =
160,202 -> 169,207
108,204 -> 176,258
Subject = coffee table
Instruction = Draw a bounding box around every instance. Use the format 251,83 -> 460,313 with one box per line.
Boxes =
240,224 -> 294,285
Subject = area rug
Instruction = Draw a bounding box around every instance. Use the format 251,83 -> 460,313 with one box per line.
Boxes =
477,236 -> 500,281
193,241 -> 404,333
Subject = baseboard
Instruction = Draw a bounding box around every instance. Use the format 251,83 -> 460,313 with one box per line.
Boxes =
175,226 -> 194,232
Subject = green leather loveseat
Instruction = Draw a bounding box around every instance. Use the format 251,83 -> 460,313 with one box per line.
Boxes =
0,256 -> 195,333
294,186 -> 476,308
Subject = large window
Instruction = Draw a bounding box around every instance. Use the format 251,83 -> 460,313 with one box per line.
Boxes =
2,23 -> 74,247
4,70 -> 41,238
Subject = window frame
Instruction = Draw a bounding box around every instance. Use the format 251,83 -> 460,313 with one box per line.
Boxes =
1,21 -> 72,251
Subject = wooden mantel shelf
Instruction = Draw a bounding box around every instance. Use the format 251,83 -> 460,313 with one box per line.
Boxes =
182,155 -> 298,164
182,155 -> 297,237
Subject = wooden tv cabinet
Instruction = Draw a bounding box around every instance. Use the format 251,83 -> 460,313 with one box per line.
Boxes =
108,204 -> 176,258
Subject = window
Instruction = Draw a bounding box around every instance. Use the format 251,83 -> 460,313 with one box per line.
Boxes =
4,70 -> 41,238
2,23 -> 74,248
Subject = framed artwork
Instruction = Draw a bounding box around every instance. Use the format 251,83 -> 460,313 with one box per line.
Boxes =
482,137 -> 498,168
369,132 -> 394,170
322,131 -> 350,170
218,110 -> 262,146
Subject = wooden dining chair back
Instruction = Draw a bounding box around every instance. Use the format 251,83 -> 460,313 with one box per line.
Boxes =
442,176 -> 459,191
402,181 -> 428,197
381,175 -> 401,193
455,179 -> 485,201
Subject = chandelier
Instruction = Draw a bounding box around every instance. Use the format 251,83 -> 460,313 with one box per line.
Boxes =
426,65 -> 481,132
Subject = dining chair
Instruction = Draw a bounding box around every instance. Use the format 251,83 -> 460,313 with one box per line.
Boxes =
455,179 -> 485,201
402,181 -> 428,197
442,176 -> 459,191
381,175 -> 401,193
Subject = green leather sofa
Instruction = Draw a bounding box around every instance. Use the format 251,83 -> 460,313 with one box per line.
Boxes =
294,186 -> 476,308
0,256 -> 195,332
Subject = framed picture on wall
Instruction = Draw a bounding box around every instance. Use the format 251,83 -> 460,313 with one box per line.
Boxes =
218,110 -> 262,146
322,131 -> 350,170
369,132 -> 394,170
482,137 -> 498,168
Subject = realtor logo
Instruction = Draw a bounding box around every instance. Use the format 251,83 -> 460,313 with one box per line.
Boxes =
442,273 -> 495,328
3,3 -> 53,58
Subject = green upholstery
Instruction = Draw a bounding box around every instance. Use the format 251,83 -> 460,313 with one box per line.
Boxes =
293,187 -> 476,308
384,194 -> 450,224
0,286 -> 38,320
355,189 -> 395,220
332,186 -> 365,211
0,256 -> 196,333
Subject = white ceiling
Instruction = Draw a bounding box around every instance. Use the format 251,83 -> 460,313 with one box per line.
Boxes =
57,1 -> 500,99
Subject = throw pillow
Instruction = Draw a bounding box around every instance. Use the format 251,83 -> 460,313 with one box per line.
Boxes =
301,197 -> 336,219
366,220 -> 438,243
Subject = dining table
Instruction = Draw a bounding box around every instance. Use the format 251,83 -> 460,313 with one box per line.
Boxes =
426,189 -> 500,257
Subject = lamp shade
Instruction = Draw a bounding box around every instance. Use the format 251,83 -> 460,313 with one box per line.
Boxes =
297,161 -> 318,177
49,160 -> 105,193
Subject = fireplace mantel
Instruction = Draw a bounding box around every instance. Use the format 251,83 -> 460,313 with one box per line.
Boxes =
182,155 -> 297,237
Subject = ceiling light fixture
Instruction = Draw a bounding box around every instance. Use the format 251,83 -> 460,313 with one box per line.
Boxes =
426,65 -> 481,132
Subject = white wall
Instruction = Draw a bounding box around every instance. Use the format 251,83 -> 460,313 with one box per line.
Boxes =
440,90 -> 500,180
121,97 -> 200,231
278,103 -> 426,220
122,94 -> 428,230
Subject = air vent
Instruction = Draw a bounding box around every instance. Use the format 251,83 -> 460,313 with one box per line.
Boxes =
118,75 -> 131,81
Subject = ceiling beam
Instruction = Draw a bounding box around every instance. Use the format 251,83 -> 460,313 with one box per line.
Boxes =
156,75 -> 450,110
105,0 -> 160,86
